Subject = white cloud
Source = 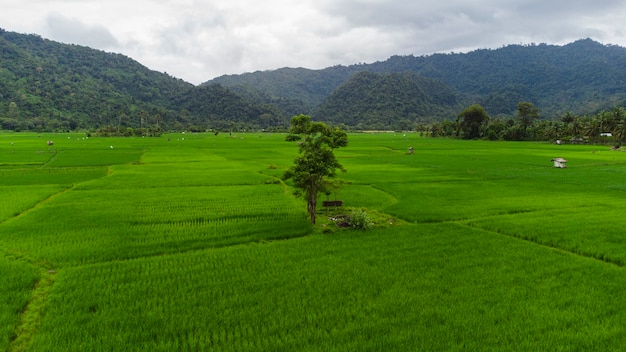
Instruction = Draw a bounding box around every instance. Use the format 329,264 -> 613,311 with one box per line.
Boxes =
45,14 -> 119,49
1,0 -> 626,84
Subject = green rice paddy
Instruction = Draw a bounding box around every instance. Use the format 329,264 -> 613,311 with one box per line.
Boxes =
2,131 -> 626,351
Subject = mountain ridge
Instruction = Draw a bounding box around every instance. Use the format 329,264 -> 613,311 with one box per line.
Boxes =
208,38 -> 626,120
2,27 -> 626,131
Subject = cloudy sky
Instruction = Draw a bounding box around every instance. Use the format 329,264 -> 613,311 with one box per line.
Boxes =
1,0 -> 625,85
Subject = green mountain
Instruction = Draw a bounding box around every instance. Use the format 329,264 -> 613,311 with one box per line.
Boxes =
210,66 -> 359,113
314,71 -> 463,129
0,29 -> 187,131
209,39 -> 626,120
3,26 -> 626,132
0,29 -> 285,132
208,67 -> 358,119
369,39 -> 626,117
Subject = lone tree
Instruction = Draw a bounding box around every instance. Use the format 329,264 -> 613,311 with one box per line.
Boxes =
517,101 -> 539,133
457,104 -> 489,139
283,114 -> 348,224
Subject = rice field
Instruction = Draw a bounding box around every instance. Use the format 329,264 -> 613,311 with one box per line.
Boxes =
2,131 -> 626,351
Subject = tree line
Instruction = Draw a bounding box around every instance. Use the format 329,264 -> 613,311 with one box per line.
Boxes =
418,102 -> 626,146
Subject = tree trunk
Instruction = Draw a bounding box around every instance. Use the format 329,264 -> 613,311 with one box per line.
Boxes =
307,185 -> 317,224
308,196 -> 317,224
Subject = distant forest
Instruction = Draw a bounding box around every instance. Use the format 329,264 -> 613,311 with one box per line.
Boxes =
2,28 -> 626,141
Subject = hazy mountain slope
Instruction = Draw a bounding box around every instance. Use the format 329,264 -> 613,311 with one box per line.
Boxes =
370,39 -> 626,116
207,39 -> 626,118
0,29 -> 282,131
208,65 -> 362,112
0,29 -> 195,129
314,72 -> 463,128
3,26 -> 626,132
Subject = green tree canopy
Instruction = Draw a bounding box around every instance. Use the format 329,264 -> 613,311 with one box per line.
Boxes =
283,114 -> 348,224
518,102 -> 540,129
457,104 -> 489,139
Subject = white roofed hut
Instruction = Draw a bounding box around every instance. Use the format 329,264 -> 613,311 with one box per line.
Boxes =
551,158 -> 568,168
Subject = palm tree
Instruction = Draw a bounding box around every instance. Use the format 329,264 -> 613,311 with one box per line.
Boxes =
615,119 -> 626,146
611,106 -> 624,124
569,115 -> 582,138
584,117 -> 601,143
545,121 -> 564,141
559,112 -> 575,125
598,110 -> 616,134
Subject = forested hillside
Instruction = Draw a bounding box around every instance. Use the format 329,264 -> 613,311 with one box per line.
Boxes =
0,29 -> 285,132
314,72 -> 463,129
368,39 -> 626,117
209,39 -> 626,120
2,26 -> 626,132
210,66 -> 360,112
0,29 -> 184,131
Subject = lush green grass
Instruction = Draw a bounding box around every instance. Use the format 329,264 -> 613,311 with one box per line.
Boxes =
3,131 -> 626,351
0,172 -> 309,267
0,255 -> 40,352
0,185 -> 67,222
465,205 -> 626,265
27,225 -> 626,351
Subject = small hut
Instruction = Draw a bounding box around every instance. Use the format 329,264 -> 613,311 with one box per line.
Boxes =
551,158 -> 568,168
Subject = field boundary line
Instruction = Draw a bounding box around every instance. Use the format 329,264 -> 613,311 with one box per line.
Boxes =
8,268 -> 56,352
39,148 -> 59,168
50,229 -> 317,272
412,204 -> 598,225
0,248 -> 57,351
1,185 -> 74,225
457,222 -> 624,267
369,184 -> 399,203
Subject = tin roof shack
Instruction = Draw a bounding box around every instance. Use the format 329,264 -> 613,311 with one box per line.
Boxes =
551,158 -> 568,168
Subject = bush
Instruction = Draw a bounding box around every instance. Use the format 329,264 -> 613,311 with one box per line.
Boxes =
349,209 -> 372,230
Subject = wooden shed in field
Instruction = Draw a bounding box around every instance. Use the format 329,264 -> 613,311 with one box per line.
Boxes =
551,158 -> 568,168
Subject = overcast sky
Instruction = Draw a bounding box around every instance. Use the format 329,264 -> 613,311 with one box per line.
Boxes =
1,0 -> 625,85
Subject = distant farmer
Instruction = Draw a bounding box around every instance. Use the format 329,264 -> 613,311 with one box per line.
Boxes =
551,158 -> 567,168
47,140 -> 54,146
408,147 -> 414,155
